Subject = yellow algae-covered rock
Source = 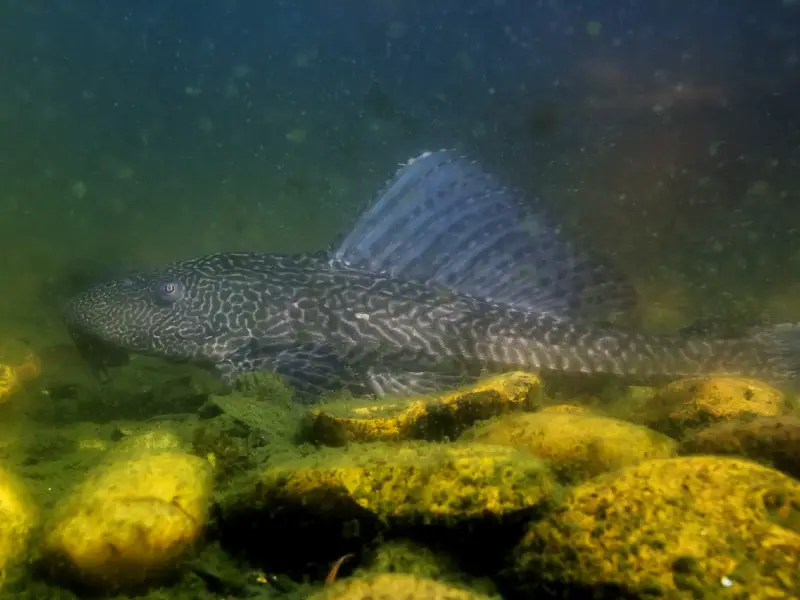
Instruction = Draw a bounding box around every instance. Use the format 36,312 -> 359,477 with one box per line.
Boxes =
638,376 -> 784,436
228,441 -> 558,525
538,403 -> 594,415
44,444 -> 212,590
512,456 -> 800,599
355,540 -> 498,596
76,438 -> 111,452
0,336 -> 40,403
680,415 -> 800,479
309,573 -> 495,600
0,463 -> 36,588
462,412 -> 676,482
110,426 -> 187,456
306,372 -> 542,446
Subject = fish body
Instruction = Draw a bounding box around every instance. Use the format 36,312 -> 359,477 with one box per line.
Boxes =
63,150 -> 800,399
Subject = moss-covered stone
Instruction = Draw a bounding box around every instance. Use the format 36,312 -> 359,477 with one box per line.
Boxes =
43,434 -> 213,591
637,377 -> 785,437
218,441 -> 559,574
303,372 -> 542,446
0,337 -> 40,404
538,403 -> 594,415
0,462 -> 36,590
226,441 -> 557,525
353,539 -> 498,597
462,412 -> 677,482
511,456 -> 800,599
110,426 -> 187,455
680,415 -> 800,479
309,573 -> 495,600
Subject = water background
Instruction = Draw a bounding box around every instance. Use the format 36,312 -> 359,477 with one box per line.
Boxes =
2,0 -> 800,338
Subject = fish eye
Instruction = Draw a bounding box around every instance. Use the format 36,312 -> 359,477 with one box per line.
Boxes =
152,278 -> 185,304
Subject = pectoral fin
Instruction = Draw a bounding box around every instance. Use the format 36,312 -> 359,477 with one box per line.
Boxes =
215,341 -> 367,401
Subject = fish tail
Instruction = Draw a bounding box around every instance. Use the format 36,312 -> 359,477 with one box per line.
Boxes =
471,317 -> 800,385
749,323 -> 800,383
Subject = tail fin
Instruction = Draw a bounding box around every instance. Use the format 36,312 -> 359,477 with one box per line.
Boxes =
750,323 -> 800,383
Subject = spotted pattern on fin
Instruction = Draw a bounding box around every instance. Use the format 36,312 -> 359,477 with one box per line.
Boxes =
331,149 -> 637,320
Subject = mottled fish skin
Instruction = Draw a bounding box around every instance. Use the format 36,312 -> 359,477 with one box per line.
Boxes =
63,150 -> 800,399
64,250 -> 793,398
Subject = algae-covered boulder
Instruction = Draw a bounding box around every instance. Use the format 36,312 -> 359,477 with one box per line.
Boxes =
43,431 -> 213,591
309,573 -> 495,600
462,412 -> 676,482
638,377 -> 785,436
112,425 -> 188,455
354,539 -> 498,597
538,403 -> 594,415
0,463 -> 36,589
229,441 -> 557,524
680,415 -> 800,479
219,441 -> 559,572
0,336 -> 40,403
511,456 -> 800,599
304,372 -> 542,446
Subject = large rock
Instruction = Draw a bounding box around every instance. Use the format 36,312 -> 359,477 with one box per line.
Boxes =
218,441 -> 559,573
680,415 -> 800,479
635,377 -> 785,437
309,573 -> 496,600
0,462 -> 36,590
304,372 -> 542,446
227,441 -> 557,523
43,431 -> 213,591
0,336 -> 40,404
353,539 -> 498,597
511,456 -> 800,599
461,411 -> 677,482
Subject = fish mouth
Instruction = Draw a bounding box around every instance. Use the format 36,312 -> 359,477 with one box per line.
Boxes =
67,326 -> 131,383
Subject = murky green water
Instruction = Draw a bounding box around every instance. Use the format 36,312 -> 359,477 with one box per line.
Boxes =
1,1 -> 799,598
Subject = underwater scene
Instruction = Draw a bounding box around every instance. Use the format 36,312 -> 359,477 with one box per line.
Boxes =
1,0 -> 800,598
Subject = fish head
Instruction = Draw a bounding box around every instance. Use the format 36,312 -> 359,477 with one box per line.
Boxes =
63,257 -> 241,375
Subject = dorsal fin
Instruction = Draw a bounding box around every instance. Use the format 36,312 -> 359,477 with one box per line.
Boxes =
330,149 -> 637,319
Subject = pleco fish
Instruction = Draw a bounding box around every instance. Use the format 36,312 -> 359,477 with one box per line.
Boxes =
64,150 -> 800,401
